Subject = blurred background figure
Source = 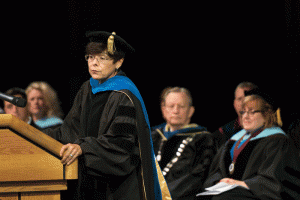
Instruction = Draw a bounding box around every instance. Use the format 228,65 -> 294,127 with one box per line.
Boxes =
287,117 -> 300,154
212,82 -> 258,149
2,87 -> 39,129
26,81 -> 63,129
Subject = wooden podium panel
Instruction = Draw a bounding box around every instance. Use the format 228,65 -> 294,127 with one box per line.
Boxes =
0,193 -> 18,200
0,129 -> 63,182
0,114 -> 78,200
21,191 -> 60,200
0,181 -> 67,200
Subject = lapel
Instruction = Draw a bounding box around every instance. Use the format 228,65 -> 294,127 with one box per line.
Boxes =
219,140 -> 231,177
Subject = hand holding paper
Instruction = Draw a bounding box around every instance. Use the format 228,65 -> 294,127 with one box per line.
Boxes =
219,178 -> 249,189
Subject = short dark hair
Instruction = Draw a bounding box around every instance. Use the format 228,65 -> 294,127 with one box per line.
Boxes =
236,82 -> 258,92
234,82 -> 258,98
6,87 -> 27,99
0,87 -> 26,108
85,42 -> 125,64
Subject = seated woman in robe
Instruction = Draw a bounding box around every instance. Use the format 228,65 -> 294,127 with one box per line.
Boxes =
196,90 -> 300,200
26,81 -> 64,129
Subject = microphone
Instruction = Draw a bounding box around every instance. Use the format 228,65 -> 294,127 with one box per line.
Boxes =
0,92 -> 27,108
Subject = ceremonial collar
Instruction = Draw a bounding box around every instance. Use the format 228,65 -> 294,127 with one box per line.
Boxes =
90,73 -> 136,94
158,123 -> 207,140
90,74 -> 150,127
164,123 -> 206,133
230,126 -> 286,141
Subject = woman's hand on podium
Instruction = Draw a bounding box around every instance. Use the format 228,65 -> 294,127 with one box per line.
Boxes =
60,143 -> 82,166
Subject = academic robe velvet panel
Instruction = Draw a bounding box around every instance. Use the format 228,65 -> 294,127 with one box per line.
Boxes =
287,118 -> 300,153
44,80 -> 157,200
202,133 -> 300,200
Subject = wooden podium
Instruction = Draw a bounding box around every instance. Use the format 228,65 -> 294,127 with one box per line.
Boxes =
0,114 -> 78,200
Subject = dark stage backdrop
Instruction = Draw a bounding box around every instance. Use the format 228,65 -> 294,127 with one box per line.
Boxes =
0,1 -> 299,132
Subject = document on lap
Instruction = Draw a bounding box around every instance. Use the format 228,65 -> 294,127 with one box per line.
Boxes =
196,182 -> 249,196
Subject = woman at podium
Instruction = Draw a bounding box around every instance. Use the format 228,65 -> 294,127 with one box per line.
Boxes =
44,31 -> 168,200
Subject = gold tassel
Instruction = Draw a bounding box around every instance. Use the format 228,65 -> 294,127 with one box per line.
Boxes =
107,32 -> 116,55
276,108 -> 283,127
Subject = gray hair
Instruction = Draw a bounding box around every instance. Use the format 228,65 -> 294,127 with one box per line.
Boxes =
160,87 -> 193,106
235,82 -> 258,92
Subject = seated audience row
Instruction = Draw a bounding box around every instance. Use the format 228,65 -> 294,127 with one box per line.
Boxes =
1,82 -> 63,129
152,84 -> 300,200
1,80 -> 300,200
1,31 -> 299,200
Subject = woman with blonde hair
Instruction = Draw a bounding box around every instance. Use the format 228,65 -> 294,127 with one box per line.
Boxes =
197,89 -> 300,200
26,81 -> 63,129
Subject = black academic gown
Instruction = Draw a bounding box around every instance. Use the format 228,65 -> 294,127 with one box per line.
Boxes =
212,118 -> 242,150
152,124 -> 215,200
44,74 -> 158,200
287,118 -> 300,154
198,128 -> 300,200
29,119 -> 41,130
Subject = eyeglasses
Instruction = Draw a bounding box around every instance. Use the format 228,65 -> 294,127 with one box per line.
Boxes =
164,104 -> 190,111
239,110 -> 262,116
85,54 -> 112,64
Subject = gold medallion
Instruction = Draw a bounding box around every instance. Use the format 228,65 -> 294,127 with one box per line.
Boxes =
229,162 -> 235,174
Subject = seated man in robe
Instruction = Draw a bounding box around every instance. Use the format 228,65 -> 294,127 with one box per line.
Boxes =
2,87 -> 39,129
151,87 -> 216,200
